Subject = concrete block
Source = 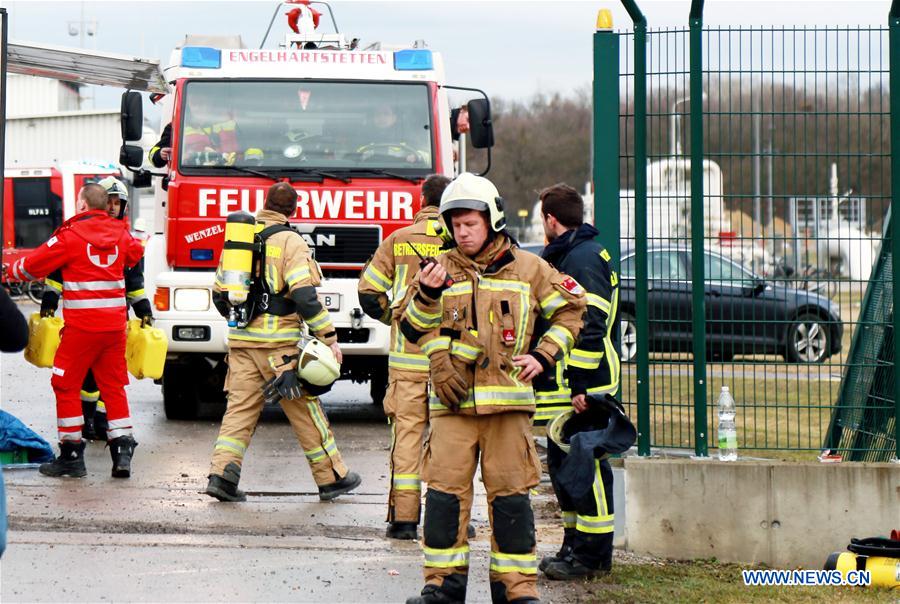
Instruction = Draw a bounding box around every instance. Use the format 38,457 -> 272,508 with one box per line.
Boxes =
623,458 -> 900,568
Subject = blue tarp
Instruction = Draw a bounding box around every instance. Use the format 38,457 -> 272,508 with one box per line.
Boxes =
0,409 -> 54,463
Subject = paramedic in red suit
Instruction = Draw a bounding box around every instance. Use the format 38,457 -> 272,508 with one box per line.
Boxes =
9,183 -> 145,479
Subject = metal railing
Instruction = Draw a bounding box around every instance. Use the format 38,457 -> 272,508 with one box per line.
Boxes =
595,0 -> 898,460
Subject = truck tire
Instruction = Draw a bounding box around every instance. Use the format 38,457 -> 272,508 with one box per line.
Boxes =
370,358 -> 389,406
162,361 -> 200,420
162,356 -> 227,420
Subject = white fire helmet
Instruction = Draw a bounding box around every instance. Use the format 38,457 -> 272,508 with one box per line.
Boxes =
296,337 -> 341,387
98,176 -> 129,202
439,173 -> 507,236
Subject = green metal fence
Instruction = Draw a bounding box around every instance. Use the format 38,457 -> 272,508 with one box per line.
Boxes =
596,0 -> 899,460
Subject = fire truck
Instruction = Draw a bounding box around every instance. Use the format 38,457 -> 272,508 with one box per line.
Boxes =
113,5 -> 494,418
2,162 -> 124,299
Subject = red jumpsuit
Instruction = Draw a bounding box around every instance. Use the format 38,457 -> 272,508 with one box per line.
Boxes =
10,210 -> 144,442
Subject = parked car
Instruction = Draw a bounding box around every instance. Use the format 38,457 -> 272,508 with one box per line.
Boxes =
619,246 -> 843,363
518,243 -> 843,363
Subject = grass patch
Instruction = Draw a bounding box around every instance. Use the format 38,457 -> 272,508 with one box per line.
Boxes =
620,371 -> 839,456
543,556 -> 894,603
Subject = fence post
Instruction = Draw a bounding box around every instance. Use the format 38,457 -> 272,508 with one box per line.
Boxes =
620,0 -> 650,455
593,12 -> 620,291
689,0 -> 708,457
891,0 -> 900,461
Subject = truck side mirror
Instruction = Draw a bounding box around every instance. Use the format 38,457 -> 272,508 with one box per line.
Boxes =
119,144 -> 144,169
466,99 -> 494,149
121,91 -> 144,142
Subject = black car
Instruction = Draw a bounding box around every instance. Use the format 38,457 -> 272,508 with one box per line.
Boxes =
519,243 -> 843,363
619,246 -> 843,363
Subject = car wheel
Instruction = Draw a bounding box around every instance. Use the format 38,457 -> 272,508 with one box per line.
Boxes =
620,311 -> 637,362
786,313 -> 830,363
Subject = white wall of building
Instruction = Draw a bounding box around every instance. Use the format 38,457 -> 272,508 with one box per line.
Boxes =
7,74 -> 81,117
5,110 -> 121,167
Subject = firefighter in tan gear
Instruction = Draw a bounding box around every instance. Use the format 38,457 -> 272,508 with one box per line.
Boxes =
401,173 -> 586,604
205,182 -> 361,502
357,174 -> 451,540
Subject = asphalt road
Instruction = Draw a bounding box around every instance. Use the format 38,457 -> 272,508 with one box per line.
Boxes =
0,306 -> 567,603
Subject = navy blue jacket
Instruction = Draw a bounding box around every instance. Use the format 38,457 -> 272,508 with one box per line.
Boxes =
534,223 -> 619,397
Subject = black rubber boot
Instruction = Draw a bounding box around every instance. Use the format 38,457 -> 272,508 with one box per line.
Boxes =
81,400 -> 98,441
542,555 -> 609,581
406,577 -> 467,604
386,521 -> 418,540
205,462 -> 247,502
109,435 -> 137,478
39,441 -> 87,478
539,527 -> 575,572
318,470 -> 361,501
93,406 -> 109,442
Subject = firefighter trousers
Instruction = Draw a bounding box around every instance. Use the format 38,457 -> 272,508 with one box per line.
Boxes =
547,437 -> 615,570
209,346 -> 348,486
384,378 -> 428,524
51,327 -> 132,442
421,412 -> 542,603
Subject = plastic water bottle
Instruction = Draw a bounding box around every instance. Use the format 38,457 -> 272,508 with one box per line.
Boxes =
717,386 -> 738,461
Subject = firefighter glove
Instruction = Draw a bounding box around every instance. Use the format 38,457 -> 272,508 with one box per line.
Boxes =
40,295 -> 57,318
429,349 -> 468,412
132,298 -> 153,324
263,371 -> 304,405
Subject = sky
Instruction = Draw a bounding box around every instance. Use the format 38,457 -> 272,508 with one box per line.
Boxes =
0,0 -> 892,111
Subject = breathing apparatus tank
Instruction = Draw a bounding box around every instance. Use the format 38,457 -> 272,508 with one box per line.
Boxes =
220,211 -> 257,327
824,536 -> 900,588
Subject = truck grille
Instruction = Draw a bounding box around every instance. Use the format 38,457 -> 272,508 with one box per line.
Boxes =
296,225 -> 381,265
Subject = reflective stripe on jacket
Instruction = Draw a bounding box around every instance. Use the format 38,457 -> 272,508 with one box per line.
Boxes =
357,205 -> 443,381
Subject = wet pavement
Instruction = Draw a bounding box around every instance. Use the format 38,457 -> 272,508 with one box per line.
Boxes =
1,310 -> 567,603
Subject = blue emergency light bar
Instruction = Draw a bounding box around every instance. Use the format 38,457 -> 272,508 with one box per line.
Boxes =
181,47 -> 222,69
393,49 -> 433,71
190,249 -> 215,261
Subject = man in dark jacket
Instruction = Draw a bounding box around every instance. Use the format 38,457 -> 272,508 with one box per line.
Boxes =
532,183 -> 620,580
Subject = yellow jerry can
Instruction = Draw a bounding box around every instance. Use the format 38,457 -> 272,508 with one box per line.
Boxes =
24,313 -> 64,368
126,319 -> 168,380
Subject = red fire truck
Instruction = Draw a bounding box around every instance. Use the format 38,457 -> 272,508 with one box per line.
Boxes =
2,162 -> 124,301
117,8 -> 493,418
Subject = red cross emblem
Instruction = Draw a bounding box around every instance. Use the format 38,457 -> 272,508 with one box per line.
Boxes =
87,243 -> 119,268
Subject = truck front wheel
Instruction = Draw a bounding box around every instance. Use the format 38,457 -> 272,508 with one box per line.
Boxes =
370,358 -> 389,406
162,355 -> 227,420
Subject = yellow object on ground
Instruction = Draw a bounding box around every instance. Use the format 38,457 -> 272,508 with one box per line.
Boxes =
126,319 -> 168,379
24,313 -> 63,368
827,552 -> 900,587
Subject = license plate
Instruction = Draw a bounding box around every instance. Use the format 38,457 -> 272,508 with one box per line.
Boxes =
318,292 -> 341,311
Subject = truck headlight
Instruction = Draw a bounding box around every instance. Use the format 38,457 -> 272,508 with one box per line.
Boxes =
173,288 -> 211,311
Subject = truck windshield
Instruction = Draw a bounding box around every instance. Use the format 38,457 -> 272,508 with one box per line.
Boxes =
178,81 -> 434,174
